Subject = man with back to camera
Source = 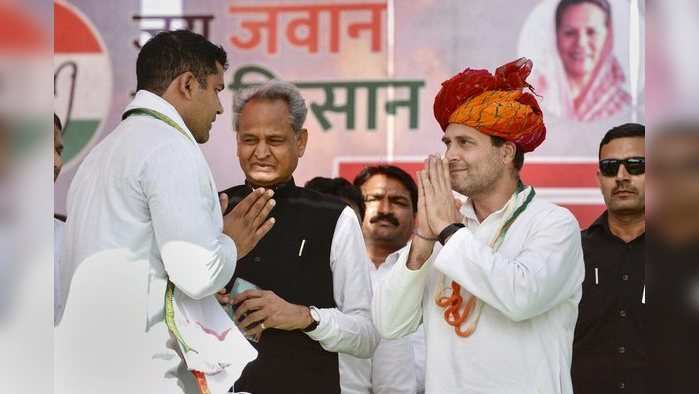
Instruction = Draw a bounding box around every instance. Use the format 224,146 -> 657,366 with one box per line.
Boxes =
305,176 -> 365,222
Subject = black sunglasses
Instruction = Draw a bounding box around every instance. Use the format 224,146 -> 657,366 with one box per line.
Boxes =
599,157 -> 645,177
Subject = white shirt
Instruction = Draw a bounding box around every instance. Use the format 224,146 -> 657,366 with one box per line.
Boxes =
305,206 -> 380,358
54,218 -> 65,326
340,254 -> 425,394
372,189 -> 585,394
55,90 -> 246,394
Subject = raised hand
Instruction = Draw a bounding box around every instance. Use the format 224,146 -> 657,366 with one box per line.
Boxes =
222,188 -> 276,259
424,155 -> 461,235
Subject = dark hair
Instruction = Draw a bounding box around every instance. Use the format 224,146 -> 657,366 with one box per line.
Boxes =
136,30 -> 228,95
599,123 -> 645,157
305,177 -> 366,220
491,136 -> 525,171
353,165 -> 418,213
54,113 -> 62,131
555,0 -> 611,30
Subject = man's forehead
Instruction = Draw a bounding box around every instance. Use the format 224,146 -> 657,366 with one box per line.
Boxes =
238,127 -> 290,137
211,63 -> 225,82
600,137 -> 645,158
444,123 -> 483,139
362,175 -> 411,196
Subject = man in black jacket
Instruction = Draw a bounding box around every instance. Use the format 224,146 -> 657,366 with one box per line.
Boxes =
220,80 -> 379,394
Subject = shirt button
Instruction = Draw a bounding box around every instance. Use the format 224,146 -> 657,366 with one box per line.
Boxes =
622,274 -> 630,281
619,309 -> 627,317
253,256 -> 261,263
619,382 -> 625,389
618,346 -> 626,354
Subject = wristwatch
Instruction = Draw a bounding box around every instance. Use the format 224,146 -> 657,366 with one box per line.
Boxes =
303,306 -> 321,332
438,223 -> 465,245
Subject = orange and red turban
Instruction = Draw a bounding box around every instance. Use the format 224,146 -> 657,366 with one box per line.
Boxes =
433,58 -> 546,153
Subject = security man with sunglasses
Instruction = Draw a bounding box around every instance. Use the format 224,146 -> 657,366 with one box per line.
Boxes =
572,123 -> 646,394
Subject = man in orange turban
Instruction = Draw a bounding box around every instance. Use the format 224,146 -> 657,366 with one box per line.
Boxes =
372,58 -> 585,394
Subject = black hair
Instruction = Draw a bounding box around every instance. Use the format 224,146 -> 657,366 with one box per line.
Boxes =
555,0 -> 611,30
353,165 -> 418,213
305,177 -> 366,220
54,113 -> 62,131
136,30 -> 228,95
599,123 -> 645,158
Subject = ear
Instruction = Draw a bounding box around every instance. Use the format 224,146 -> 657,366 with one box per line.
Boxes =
596,169 -> 602,186
174,71 -> 197,100
502,141 -> 517,166
296,128 -> 308,158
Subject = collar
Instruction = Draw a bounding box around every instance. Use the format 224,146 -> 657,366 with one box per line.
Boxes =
587,210 -> 646,243
588,210 -> 610,233
122,90 -> 196,143
245,177 -> 296,197
460,184 -> 533,224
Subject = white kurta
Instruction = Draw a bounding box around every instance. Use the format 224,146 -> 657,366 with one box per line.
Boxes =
55,90 -> 251,394
340,254 -> 425,394
372,190 -> 585,394
304,206 -> 380,358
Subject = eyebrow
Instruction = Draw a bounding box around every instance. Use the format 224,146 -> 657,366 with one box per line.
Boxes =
442,135 -> 476,144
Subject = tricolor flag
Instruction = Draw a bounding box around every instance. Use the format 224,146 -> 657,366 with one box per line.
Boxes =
54,0 -> 112,165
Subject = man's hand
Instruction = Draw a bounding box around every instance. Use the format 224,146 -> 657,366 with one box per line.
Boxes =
423,155 -> 461,234
215,288 -> 231,305
221,189 -> 276,259
230,289 -> 313,340
407,168 -> 437,271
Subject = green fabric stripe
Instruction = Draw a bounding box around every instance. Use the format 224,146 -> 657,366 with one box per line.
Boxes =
164,281 -> 196,354
62,119 -> 99,163
123,108 -> 194,143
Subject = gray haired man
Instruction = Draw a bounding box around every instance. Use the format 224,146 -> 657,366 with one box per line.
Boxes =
219,80 -> 379,394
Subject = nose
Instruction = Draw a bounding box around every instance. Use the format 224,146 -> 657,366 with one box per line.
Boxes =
615,162 -> 631,181
216,96 -> 223,115
253,141 -> 270,159
445,144 -> 458,161
579,31 -> 591,49
377,197 -> 391,214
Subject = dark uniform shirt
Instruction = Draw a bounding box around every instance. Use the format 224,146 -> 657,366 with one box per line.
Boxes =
572,211 -> 646,393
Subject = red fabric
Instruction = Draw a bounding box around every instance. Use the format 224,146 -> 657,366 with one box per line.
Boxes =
433,58 -> 547,153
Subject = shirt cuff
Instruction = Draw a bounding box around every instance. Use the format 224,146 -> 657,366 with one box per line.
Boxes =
390,242 -> 432,295
220,232 -> 237,264
304,307 -> 331,340
433,227 -> 471,274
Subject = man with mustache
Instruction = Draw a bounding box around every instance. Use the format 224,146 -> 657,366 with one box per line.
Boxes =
572,123 -> 646,393
331,165 -> 426,394
219,80 -> 379,394
372,58 -> 585,394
